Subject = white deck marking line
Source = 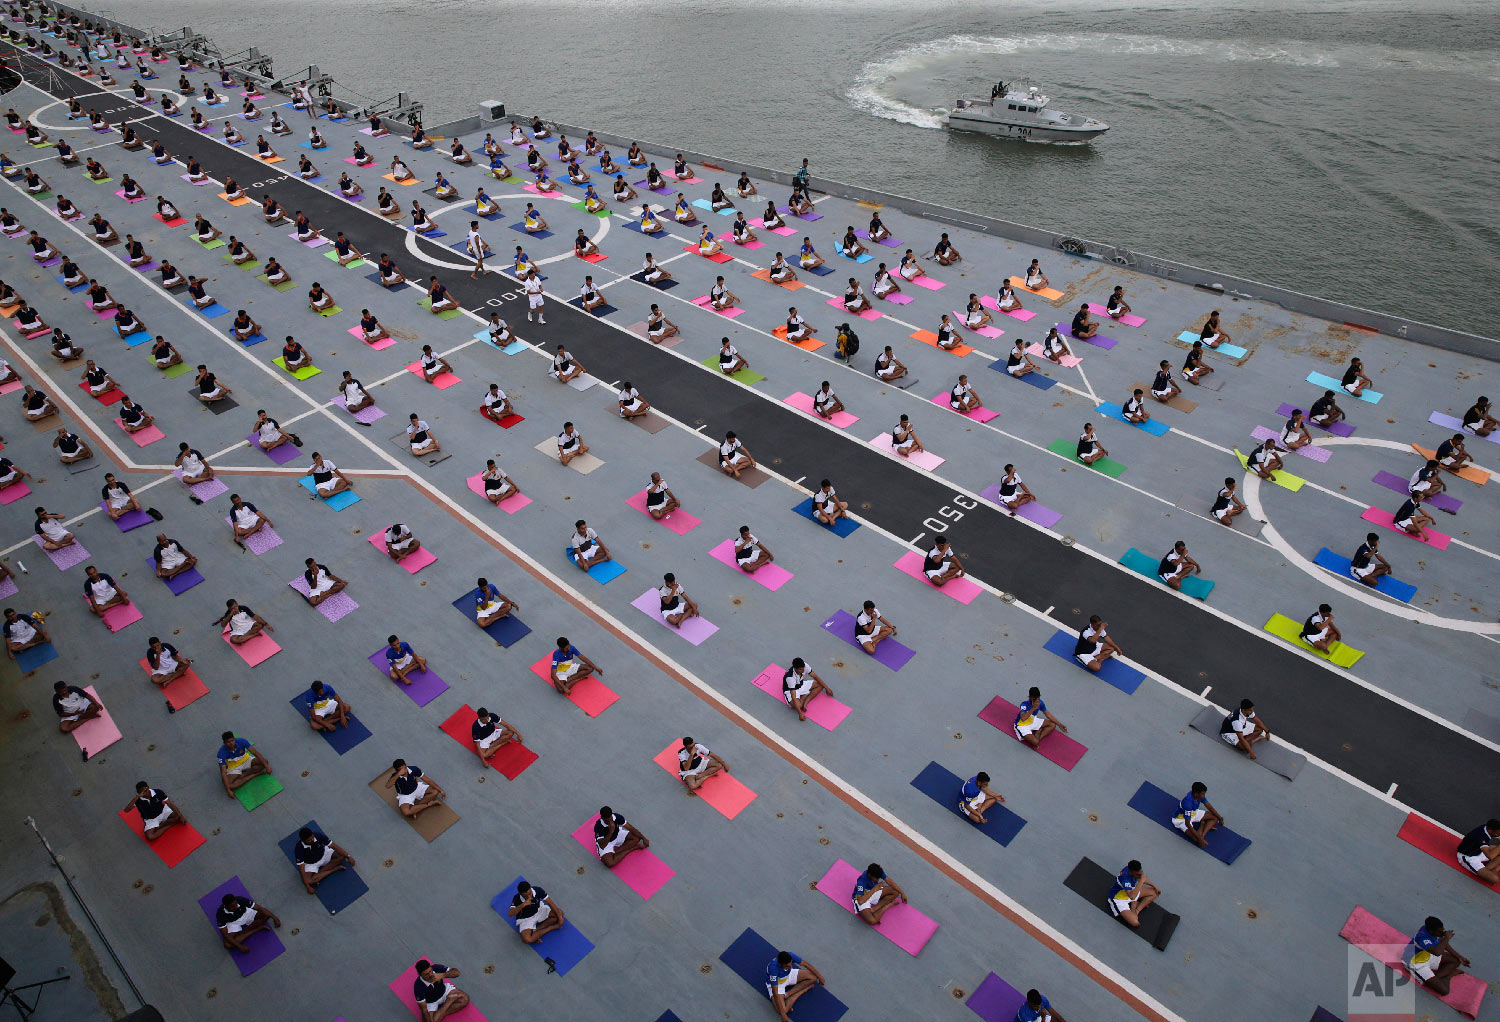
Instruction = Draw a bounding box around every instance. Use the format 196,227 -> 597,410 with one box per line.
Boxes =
1200,685 -> 1212,698
1387,782 -> 1399,797
1043,605 -> 1054,616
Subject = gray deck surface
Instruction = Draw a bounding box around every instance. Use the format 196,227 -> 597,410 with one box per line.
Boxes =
1,23 -> 1498,1022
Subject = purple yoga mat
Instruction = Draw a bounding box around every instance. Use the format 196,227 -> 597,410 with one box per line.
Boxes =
965,972 -> 1026,1022
34,536 -> 89,570
1275,403 -> 1355,437
288,576 -> 360,622
246,433 -> 302,465
333,394 -> 386,423
628,589 -> 719,645
979,484 -> 1064,529
197,876 -> 285,977
174,471 -> 229,500
1251,425 -> 1331,463
1058,322 -> 1116,350
1372,471 -> 1461,512
820,609 -> 915,670
147,558 -> 206,595
366,649 -> 449,706
223,520 -> 284,555
102,503 -> 153,531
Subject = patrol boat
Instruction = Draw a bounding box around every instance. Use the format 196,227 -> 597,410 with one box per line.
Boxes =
946,80 -> 1109,142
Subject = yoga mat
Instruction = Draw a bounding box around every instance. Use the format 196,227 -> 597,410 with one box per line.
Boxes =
814,859 -> 939,955
1077,332 -> 1118,350
1372,470 -> 1460,512
909,329 -> 971,357
965,973 -> 1027,1022
751,664 -> 850,730
1128,382 -> 1197,415
708,539 -> 795,590
771,326 -> 825,351
1410,444 -> 1488,485
449,589 -> 533,647
823,297 -> 881,321
693,295 -> 746,319
463,475 -> 533,514
1275,403 -> 1355,437
0,481 -> 31,506
870,432 -> 946,471
367,532 -> 438,573
567,548 -> 628,583
1087,302 -> 1146,326
437,705 -> 538,779
117,807 -> 205,867
785,392 -> 858,428
492,878 -> 593,975
1263,613 -> 1365,667
650,743 -> 757,819
223,521 -> 283,556
36,536 -> 90,570
909,275 -> 946,291
1397,813 -> 1500,892
820,610 -> 914,669
977,697 -> 1087,770
1361,507 -> 1450,550
289,688 -> 372,755
694,448 -> 771,485
1008,276 -> 1063,300
625,490 -> 702,535
570,815 -> 675,899
892,551 -> 982,604
1188,704 -> 1304,780
629,588 -> 719,645
287,576 -> 360,622
1045,438 -> 1128,477
297,475 -> 361,511
232,773 -> 283,812
528,656 -> 620,716
159,361 -> 194,379
1063,858 -> 1179,951
991,360 -> 1056,390
533,438 -> 605,475
567,296 -> 619,317
1251,425 -> 1330,463
977,485 -> 1064,529
791,498 -> 861,536
720,928 -> 847,1022
97,600 -> 144,632
1306,371 -> 1381,403
102,505 -> 153,533
930,393 -> 1001,421
1339,906 -> 1487,1019
951,311 -> 1003,338
1176,330 -> 1247,358
14,642 -> 59,672
854,228 -> 903,248
1312,547 -> 1417,603
69,686 -> 122,758
366,650 -> 450,706
1233,449 -> 1305,492
387,965 -> 489,1022
910,761 -> 1025,845
277,821 -> 368,915
197,877 -> 284,976
368,769 -> 461,841
1119,548 -> 1215,600
1127,781 -> 1252,864
273,357 -> 323,381
116,422 -> 166,447
1096,402 -> 1170,437
697,357 -> 768,383
1429,411 -> 1500,445
1042,629 -> 1145,694
246,433 -> 301,465
404,363 -> 460,388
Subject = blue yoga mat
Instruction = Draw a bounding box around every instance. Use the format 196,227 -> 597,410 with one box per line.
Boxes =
276,820 -> 369,914
790,498 -> 861,536
1306,370 -> 1381,403
492,878 -> 594,975
1176,330 -> 1247,359
55,276 -> 89,293
1119,548 -> 1215,601
566,297 -> 618,317
449,589 -> 533,647
628,271 -> 678,290
362,271 -> 392,288
508,222 -> 553,239
240,332 -> 266,347
14,642 -> 59,673
801,263 -> 835,276
1042,629 -> 1144,694
122,329 -> 153,347
197,301 -> 230,318
1312,548 -> 1416,603
1095,402 -> 1170,436
566,549 -> 627,584
910,761 -> 1026,846
1125,781 -> 1252,865
288,688 -> 372,755
837,248 -> 873,264
987,358 -> 1057,390
297,476 -> 361,510
720,927 -> 848,1022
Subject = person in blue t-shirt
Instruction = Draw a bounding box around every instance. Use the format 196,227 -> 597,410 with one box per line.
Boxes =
1171,781 -> 1225,848
216,730 -> 271,797
1013,686 -> 1068,749
550,636 -> 601,696
1015,988 -> 1066,1022
304,680 -> 350,732
1106,860 -> 1161,928
764,949 -> 825,1022
958,771 -> 1004,824
384,634 -> 428,685
851,863 -> 907,926
1407,915 -> 1470,995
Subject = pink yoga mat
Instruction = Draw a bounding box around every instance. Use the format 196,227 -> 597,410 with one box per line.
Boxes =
405,363 -> 461,389
367,531 -> 440,570
346,326 -> 397,351
784,392 -> 858,428
223,627 -> 281,667
70,685 -> 122,759
952,312 -> 1003,338
1026,342 -> 1081,368
909,275 -> 946,291
35,536 -> 90,570
464,474 -> 532,514
629,589 -> 719,645
823,297 -> 882,321
751,664 -> 850,730
116,420 -> 166,446
879,292 -> 915,305
624,490 -> 701,535
388,964 -> 490,1022
1339,906 -> 1487,1019
980,295 -> 1037,321
98,600 -> 143,633
892,551 -> 982,604
708,539 -> 794,591
139,658 -> 210,711
1086,303 -> 1145,327
528,656 -> 619,716
0,481 -> 31,505
691,295 -> 746,319
1361,507 -> 1451,550
869,433 -> 946,471
928,393 -> 999,423
1250,426 -> 1331,463
650,743 -> 757,819
570,816 -> 675,899
814,859 -> 939,955
977,697 -> 1086,770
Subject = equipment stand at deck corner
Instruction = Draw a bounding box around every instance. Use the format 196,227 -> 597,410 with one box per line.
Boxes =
0,955 -> 70,1020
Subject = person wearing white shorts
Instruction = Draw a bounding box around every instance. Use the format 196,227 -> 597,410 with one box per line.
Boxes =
1455,820 -> 1500,883
1218,698 -> 1270,759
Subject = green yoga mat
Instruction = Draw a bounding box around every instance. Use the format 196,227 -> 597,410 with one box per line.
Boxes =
570,200 -> 611,218
1232,449 -> 1304,492
154,359 -> 195,378
698,357 -> 766,385
1119,548 -> 1215,600
1263,613 -> 1364,667
222,253 -> 261,270
258,275 -> 297,292
1046,438 -> 1127,477
324,251 -> 368,269
196,237 -> 226,250
272,357 -> 323,380
233,773 -> 284,811
418,298 -> 464,320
